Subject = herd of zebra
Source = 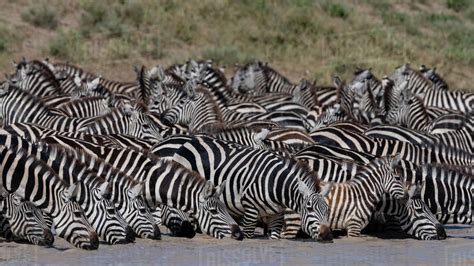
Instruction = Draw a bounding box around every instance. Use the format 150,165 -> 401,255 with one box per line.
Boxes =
0,57 -> 472,250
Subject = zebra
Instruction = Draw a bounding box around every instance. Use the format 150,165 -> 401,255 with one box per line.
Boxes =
0,146 -> 99,249
2,136 -> 136,244
419,65 -> 449,91
78,104 -> 163,142
364,122 -> 473,154
1,192 -> 54,246
399,162 -> 474,224
316,156 -> 404,237
41,134 -> 243,240
230,61 -> 297,96
39,135 -> 240,239
309,126 -> 473,166
376,182 -> 446,240
160,85 -> 225,132
0,83 -> 95,131
53,96 -> 112,118
10,59 -> 62,97
157,135 -> 333,240
52,62 -> 139,96
390,64 -> 473,113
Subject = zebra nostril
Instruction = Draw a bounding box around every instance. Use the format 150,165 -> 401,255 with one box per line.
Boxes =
436,224 -> 447,240
43,229 -> 54,247
231,224 -> 243,240
176,221 -> 196,239
125,226 -> 135,243
152,224 -> 161,240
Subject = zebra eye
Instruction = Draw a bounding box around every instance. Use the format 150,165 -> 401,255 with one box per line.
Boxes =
106,208 -> 116,215
25,211 -> 35,218
74,211 -> 83,218
139,208 -> 147,214
209,207 -> 218,215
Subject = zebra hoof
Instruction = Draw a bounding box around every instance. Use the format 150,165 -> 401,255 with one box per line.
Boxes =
231,224 -> 244,240
175,221 -> 196,239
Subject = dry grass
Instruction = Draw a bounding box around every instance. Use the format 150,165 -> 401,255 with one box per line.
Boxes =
0,0 -> 472,90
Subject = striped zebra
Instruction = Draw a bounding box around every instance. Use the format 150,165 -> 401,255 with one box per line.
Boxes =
78,104 -> 163,142
44,136 -> 240,238
390,64 -> 473,113
2,136 -> 136,244
54,96 -> 112,118
399,162 -> 474,224
365,122 -> 473,154
1,192 -> 54,246
288,151 -> 446,240
52,62 -> 139,96
0,83 -> 95,131
11,59 -> 62,97
39,135 -> 242,239
0,146 -> 99,249
419,65 -> 449,91
309,126 -> 473,166
230,61 -> 297,96
157,135 -> 333,240
316,157 -> 405,239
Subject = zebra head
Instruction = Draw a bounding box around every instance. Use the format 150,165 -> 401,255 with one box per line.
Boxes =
118,183 -> 161,240
379,155 -> 405,200
196,181 -> 243,240
298,180 -> 333,242
399,182 -> 446,240
1,192 -> 54,246
230,61 -> 267,95
54,183 -> 99,250
312,104 -> 345,130
76,181 -> 134,245
158,205 -> 196,238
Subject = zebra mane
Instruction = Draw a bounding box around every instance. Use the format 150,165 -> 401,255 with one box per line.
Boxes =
194,86 -> 225,123
53,62 -> 97,80
28,60 -> 62,90
282,154 -> 322,192
199,122 -> 272,135
261,64 -> 291,86
8,86 -> 52,114
419,163 -> 474,178
15,147 -> 69,188
42,142 -> 143,188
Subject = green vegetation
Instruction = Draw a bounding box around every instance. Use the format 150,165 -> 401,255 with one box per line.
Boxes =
0,0 -> 472,90
21,1 -> 59,29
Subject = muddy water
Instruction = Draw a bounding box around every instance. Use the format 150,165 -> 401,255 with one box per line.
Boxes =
0,225 -> 473,265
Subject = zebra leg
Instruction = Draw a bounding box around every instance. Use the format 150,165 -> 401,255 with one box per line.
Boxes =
346,213 -> 370,237
241,207 -> 259,239
265,213 -> 285,239
281,210 -> 301,239
0,213 -> 13,241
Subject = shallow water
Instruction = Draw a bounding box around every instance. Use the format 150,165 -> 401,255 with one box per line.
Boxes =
1,225 -> 473,265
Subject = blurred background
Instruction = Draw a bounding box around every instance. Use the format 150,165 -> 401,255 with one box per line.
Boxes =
0,0 -> 472,88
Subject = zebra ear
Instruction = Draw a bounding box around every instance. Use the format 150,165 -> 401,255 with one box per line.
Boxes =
65,183 -> 79,201
199,181 -> 215,202
128,183 -> 143,199
319,182 -> 332,197
74,75 -> 82,87
0,82 -> 10,96
298,180 -> 313,198
90,76 -> 100,88
214,181 -> 225,198
254,128 -> 270,143
98,181 -> 109,197
390,154 -> 402,168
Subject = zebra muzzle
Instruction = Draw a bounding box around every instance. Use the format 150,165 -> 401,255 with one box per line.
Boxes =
435,224 -> 447,240
317,224 -> 333,242
230,224 -> 243,240
151,224 -> 161,240
175,221 -> 196,239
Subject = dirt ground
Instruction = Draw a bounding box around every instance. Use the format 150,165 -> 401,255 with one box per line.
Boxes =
0,225 -> 473,265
